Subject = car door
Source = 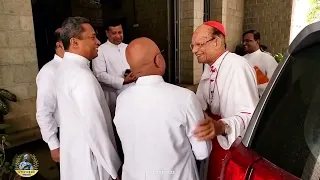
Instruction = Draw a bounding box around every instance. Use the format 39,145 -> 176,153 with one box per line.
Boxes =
236,21 -> 320,180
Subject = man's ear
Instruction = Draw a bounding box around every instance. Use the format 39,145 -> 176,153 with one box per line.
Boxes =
56,42 -> 60,49
56,42 -> 64,50
154,55 -> 163,68
70,38 -> 78,48
105,30 -> 109,38
213,38 -> 220,49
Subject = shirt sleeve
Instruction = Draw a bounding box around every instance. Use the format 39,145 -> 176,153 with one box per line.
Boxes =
92,49 -> 125,90
265,55 -> 278,80
196,83 -> 208,111
71,72 -> 121,179
36,69 -> 59,150
217,61 -> 259,150
185,93 -> 212,160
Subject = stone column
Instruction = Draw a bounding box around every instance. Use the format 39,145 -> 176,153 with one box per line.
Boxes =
179,0 -> 204,85
211,0 -> 244,52
0,0 -> 40,146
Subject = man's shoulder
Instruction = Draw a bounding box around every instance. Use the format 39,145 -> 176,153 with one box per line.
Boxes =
37,60 -> 58,78
165,82 -> 194,94
224,53 -> 255,74
261,51 -> 276,61
121,42 -> 128,48
118,82 -> 195,100
227,53 -> 250,66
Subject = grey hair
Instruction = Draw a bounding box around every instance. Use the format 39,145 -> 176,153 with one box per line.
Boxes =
60,16 -> 91,50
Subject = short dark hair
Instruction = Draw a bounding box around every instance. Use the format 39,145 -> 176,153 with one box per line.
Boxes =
60,16 -> 91,50
242,29 -> 260,41
105,19 -> 122,31
53,30 -> 62,49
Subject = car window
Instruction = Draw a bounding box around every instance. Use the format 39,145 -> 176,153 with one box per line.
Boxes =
250,44 -> 320,180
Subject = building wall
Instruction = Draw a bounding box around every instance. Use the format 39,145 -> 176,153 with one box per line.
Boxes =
243,0 -> 293,54
180,0 -> 204,84
210,0 -> 244,52
224,0 -> 244,51
0,0 -> 40,146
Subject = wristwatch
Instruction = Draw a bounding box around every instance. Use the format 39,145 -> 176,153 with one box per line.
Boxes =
222,122 -> 231,136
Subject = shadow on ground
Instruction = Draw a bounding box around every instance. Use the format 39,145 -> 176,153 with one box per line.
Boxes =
5,140 -> 59,180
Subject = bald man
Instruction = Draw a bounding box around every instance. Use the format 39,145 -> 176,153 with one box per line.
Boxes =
191,21 -> 259,179
113,37 -> 212,180
36,28 -> 65,164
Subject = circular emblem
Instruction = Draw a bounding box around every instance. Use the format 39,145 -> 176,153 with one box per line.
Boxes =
14,153 -> 39,177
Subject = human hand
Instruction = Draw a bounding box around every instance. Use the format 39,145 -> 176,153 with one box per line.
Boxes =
124,72 -> 137,84
50,148 -> 60,162
193,114 -> 216,141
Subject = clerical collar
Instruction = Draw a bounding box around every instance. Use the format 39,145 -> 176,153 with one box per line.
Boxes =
211,51 -> 229,69
247,49 -> 261,56
136,75 -> 164,85
63,52 -> 89,67
106,40 -> 123,48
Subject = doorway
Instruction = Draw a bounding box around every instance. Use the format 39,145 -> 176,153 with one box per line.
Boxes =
31,0 -> 72,70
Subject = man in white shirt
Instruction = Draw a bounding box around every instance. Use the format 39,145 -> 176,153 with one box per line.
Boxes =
243,30 -> 278,97
36,28 -> 64,164
55,16 -> 121,180
190,21 -> 259,180
92,20 -> 136,117
113,37 -> 212,180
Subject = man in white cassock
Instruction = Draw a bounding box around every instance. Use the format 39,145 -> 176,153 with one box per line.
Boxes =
36,28 -> 64,165
55,17 -> 121,180
92,20 -> 136,117
191,21 -> 259,180
113,37 -> 212,180
243,30 -> 278,97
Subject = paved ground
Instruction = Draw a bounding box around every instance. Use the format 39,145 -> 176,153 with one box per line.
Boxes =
5,140 -> 59,180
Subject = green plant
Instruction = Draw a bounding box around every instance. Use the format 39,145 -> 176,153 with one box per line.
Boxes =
307,0 -> 320,24
274,53 -> 284,63
0,89 -> 18,180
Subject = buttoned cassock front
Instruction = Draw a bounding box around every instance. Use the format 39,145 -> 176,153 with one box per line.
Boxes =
36,54 -> 62,150
197,51 -> 259,180
55,52 -> 121,180
92,40 -> 133,115
114,75 -> 212,180
244,49 -> 278,96
197,51 -> 259,149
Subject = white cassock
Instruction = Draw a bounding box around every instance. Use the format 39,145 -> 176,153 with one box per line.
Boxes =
92,40 -> 134,116
36,54 -> 62,150
114,75 -> 212,180
55,52 -> 121,180
197,51 -> 259,150
244,49 -> 278,97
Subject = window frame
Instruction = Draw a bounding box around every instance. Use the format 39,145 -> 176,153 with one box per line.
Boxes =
242,21 -> 320,147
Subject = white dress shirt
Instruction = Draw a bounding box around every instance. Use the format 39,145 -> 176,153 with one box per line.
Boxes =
36,54 -> 62,150
197,51 -> 259,149
55,52 -> 121,180
244,49 -> 278,96
92,40 -> 133,114
114,75 -> 212,180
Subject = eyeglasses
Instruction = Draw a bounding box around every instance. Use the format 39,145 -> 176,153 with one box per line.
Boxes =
190,38 -> 215,50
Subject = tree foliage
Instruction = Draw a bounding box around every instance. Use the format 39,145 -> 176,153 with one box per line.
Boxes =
307,0 -> 320,24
